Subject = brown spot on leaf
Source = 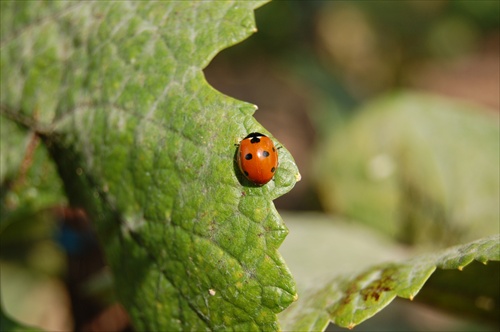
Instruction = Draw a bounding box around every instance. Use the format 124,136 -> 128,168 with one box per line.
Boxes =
362,276 -> 394,302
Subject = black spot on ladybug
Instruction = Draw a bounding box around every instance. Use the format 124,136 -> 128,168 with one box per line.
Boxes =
262,151 -> 270,157
271,167 -> 275,173
245,153 -> 253,160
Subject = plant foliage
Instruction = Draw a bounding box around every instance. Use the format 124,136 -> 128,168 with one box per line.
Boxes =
280,234 -> 499,330
1,1 -> 300,330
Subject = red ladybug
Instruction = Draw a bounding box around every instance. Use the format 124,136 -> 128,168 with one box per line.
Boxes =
237,132 -> 278,185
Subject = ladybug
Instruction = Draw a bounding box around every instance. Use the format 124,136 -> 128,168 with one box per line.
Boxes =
237,132 -> 278,185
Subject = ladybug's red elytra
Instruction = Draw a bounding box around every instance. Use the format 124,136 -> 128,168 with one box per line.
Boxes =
237,132 -> 278,185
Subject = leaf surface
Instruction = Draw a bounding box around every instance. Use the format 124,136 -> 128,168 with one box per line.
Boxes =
1,1 -> 299,330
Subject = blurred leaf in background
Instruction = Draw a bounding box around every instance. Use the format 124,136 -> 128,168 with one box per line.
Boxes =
279,220 -> 499,331
1,306 -> 44,332
315,92 -> 499,247
1,109 -> 69,329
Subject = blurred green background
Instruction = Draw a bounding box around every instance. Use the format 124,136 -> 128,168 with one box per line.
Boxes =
2,1 -> 499,330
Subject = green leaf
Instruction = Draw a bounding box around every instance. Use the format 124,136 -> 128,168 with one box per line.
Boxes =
0,307 -> 43,332
0,300 -> 42,332
1,1 -> 300,330
315,92 -> 499,246
0,262 -> 70,331
279,226 -> 499,331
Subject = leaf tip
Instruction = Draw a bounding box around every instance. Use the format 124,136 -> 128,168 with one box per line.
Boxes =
347,322 -> 356,330
458,266 -> 464,271
295,172 -> 302,182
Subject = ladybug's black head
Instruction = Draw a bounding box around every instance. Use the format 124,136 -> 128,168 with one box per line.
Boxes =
245,132 -> 266,144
